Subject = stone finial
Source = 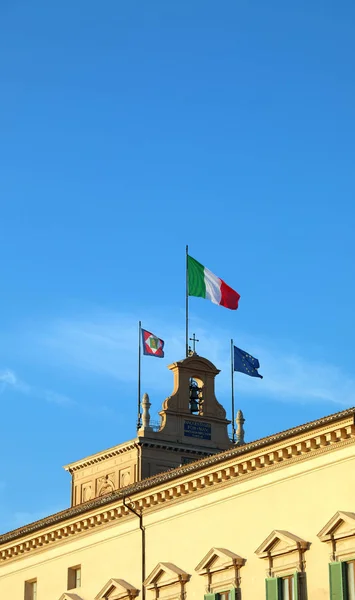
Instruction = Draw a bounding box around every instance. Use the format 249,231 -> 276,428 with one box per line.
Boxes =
141,393 -> 152,430
236,409 -> 245,445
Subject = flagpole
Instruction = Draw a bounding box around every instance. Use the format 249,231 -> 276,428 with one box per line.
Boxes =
231,338 -> 235,443
137,321 -> 142,431
185,244 -> 189,357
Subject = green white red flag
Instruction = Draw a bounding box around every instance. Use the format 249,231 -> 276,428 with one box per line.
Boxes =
187,255 -> 240,310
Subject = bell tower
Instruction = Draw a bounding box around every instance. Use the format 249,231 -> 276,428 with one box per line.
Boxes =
146,355 -> 230,445
65,354 -> 233,506
136,354 -> 232,479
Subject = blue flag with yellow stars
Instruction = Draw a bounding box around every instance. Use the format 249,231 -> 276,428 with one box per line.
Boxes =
233,346 -> 263,378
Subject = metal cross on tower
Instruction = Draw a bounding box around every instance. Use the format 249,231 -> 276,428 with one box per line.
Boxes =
189,333 -> 199,355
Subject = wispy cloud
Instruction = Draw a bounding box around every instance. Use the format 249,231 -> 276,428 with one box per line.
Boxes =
0,369 -> 20,391
24,310 -> 355,408
35,313 -> 184,387
0,369 -> 72,406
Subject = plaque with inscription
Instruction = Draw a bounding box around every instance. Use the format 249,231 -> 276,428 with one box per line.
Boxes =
184,420 -> 211,440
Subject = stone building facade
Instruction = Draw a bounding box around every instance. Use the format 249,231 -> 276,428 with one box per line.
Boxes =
0,354 -> 355,600
64,356 -> 233,507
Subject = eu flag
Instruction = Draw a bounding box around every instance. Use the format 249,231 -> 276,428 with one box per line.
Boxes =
233,346 -> 263,378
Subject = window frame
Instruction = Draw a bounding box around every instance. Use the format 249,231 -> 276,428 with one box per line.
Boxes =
265,572 -> 300,600
346,560 -> 355,600
68,565 -> 82,590
281,575 -> 295,600
218,591 -> 231,600
217,590 -> 231,600
205,589 -> 239,600
24,579 -> 37,600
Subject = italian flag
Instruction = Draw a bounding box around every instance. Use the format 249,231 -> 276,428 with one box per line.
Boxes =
188,255 -> 240,310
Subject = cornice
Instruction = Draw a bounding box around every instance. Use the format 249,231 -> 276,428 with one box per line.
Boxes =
1,407 -> 355,563
64,438 -> 220,473
139,440 -> 218,455
317,511 -> 355,542
95,578 -> 139,600
255,530 -> 309,557
195,547 -> 245,573
63,440 -> 138,473
168,355 -> 220,375
144,562 -> 190,588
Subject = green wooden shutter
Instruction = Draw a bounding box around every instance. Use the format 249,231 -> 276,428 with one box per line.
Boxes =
204,594 -> 217,600
329,562 -> 347,600
293,572 -> 299,600
265,578 -> 280,600
229,588 -> 241,600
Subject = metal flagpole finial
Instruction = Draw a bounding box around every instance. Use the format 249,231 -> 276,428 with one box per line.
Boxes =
188,333 -> 199,356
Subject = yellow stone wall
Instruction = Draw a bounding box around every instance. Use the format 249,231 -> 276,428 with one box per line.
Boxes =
65,355 -> 235,507
1,438 -> 354,600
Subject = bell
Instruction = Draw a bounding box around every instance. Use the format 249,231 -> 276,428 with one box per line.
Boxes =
189,398 -> 199,414
189,381 -> 200,414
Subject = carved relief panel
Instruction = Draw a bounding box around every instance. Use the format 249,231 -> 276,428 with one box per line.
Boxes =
120,468 -> 131,488
81,482 -> 93,503
96,472 -> 115,496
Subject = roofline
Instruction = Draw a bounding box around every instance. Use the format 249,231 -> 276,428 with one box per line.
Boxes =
1,405 -> 354,545
63,438 -> 137,472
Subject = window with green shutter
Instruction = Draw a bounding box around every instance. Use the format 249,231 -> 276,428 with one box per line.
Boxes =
328,560 -> 355,600
204,594 -> 217,600
205,589 -> 241,600
218,592 -> 231,600
346,561 -> 355,599
266,577 -> 282,600
229,588 -> 241,600
265,573 -> 301,600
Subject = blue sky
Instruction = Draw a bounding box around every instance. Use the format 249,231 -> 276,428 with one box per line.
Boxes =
0,0 -> 355,533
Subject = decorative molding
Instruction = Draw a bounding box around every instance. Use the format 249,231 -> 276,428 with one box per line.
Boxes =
58,594 -> 83,600
1,412 -> 355,563
95,578 -> 139,600
318,511 -> 355,562
256,530 -> 310,577
144,562 -> 190,600
195,548 -> 245,592
195,548 -> 245,573
255,530 -> 309,558
139,442 -> 215,455
97,474 -> 115,497
168,356 -> 220,376
64,442 -> 138,473
65,440 -> 216,474
144,563 -> 189,589
318,511 -> 355,542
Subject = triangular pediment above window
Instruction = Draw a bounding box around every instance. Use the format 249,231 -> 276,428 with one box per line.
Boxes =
318,511 -> 355,542
95,579 -> 139,600
255,530 -> 309,558
195,547 -> 245,574
144,563 -> 190,590
58,594 -> 84,600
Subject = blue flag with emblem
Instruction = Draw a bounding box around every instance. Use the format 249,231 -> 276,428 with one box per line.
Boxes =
233,346 -> 263,379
